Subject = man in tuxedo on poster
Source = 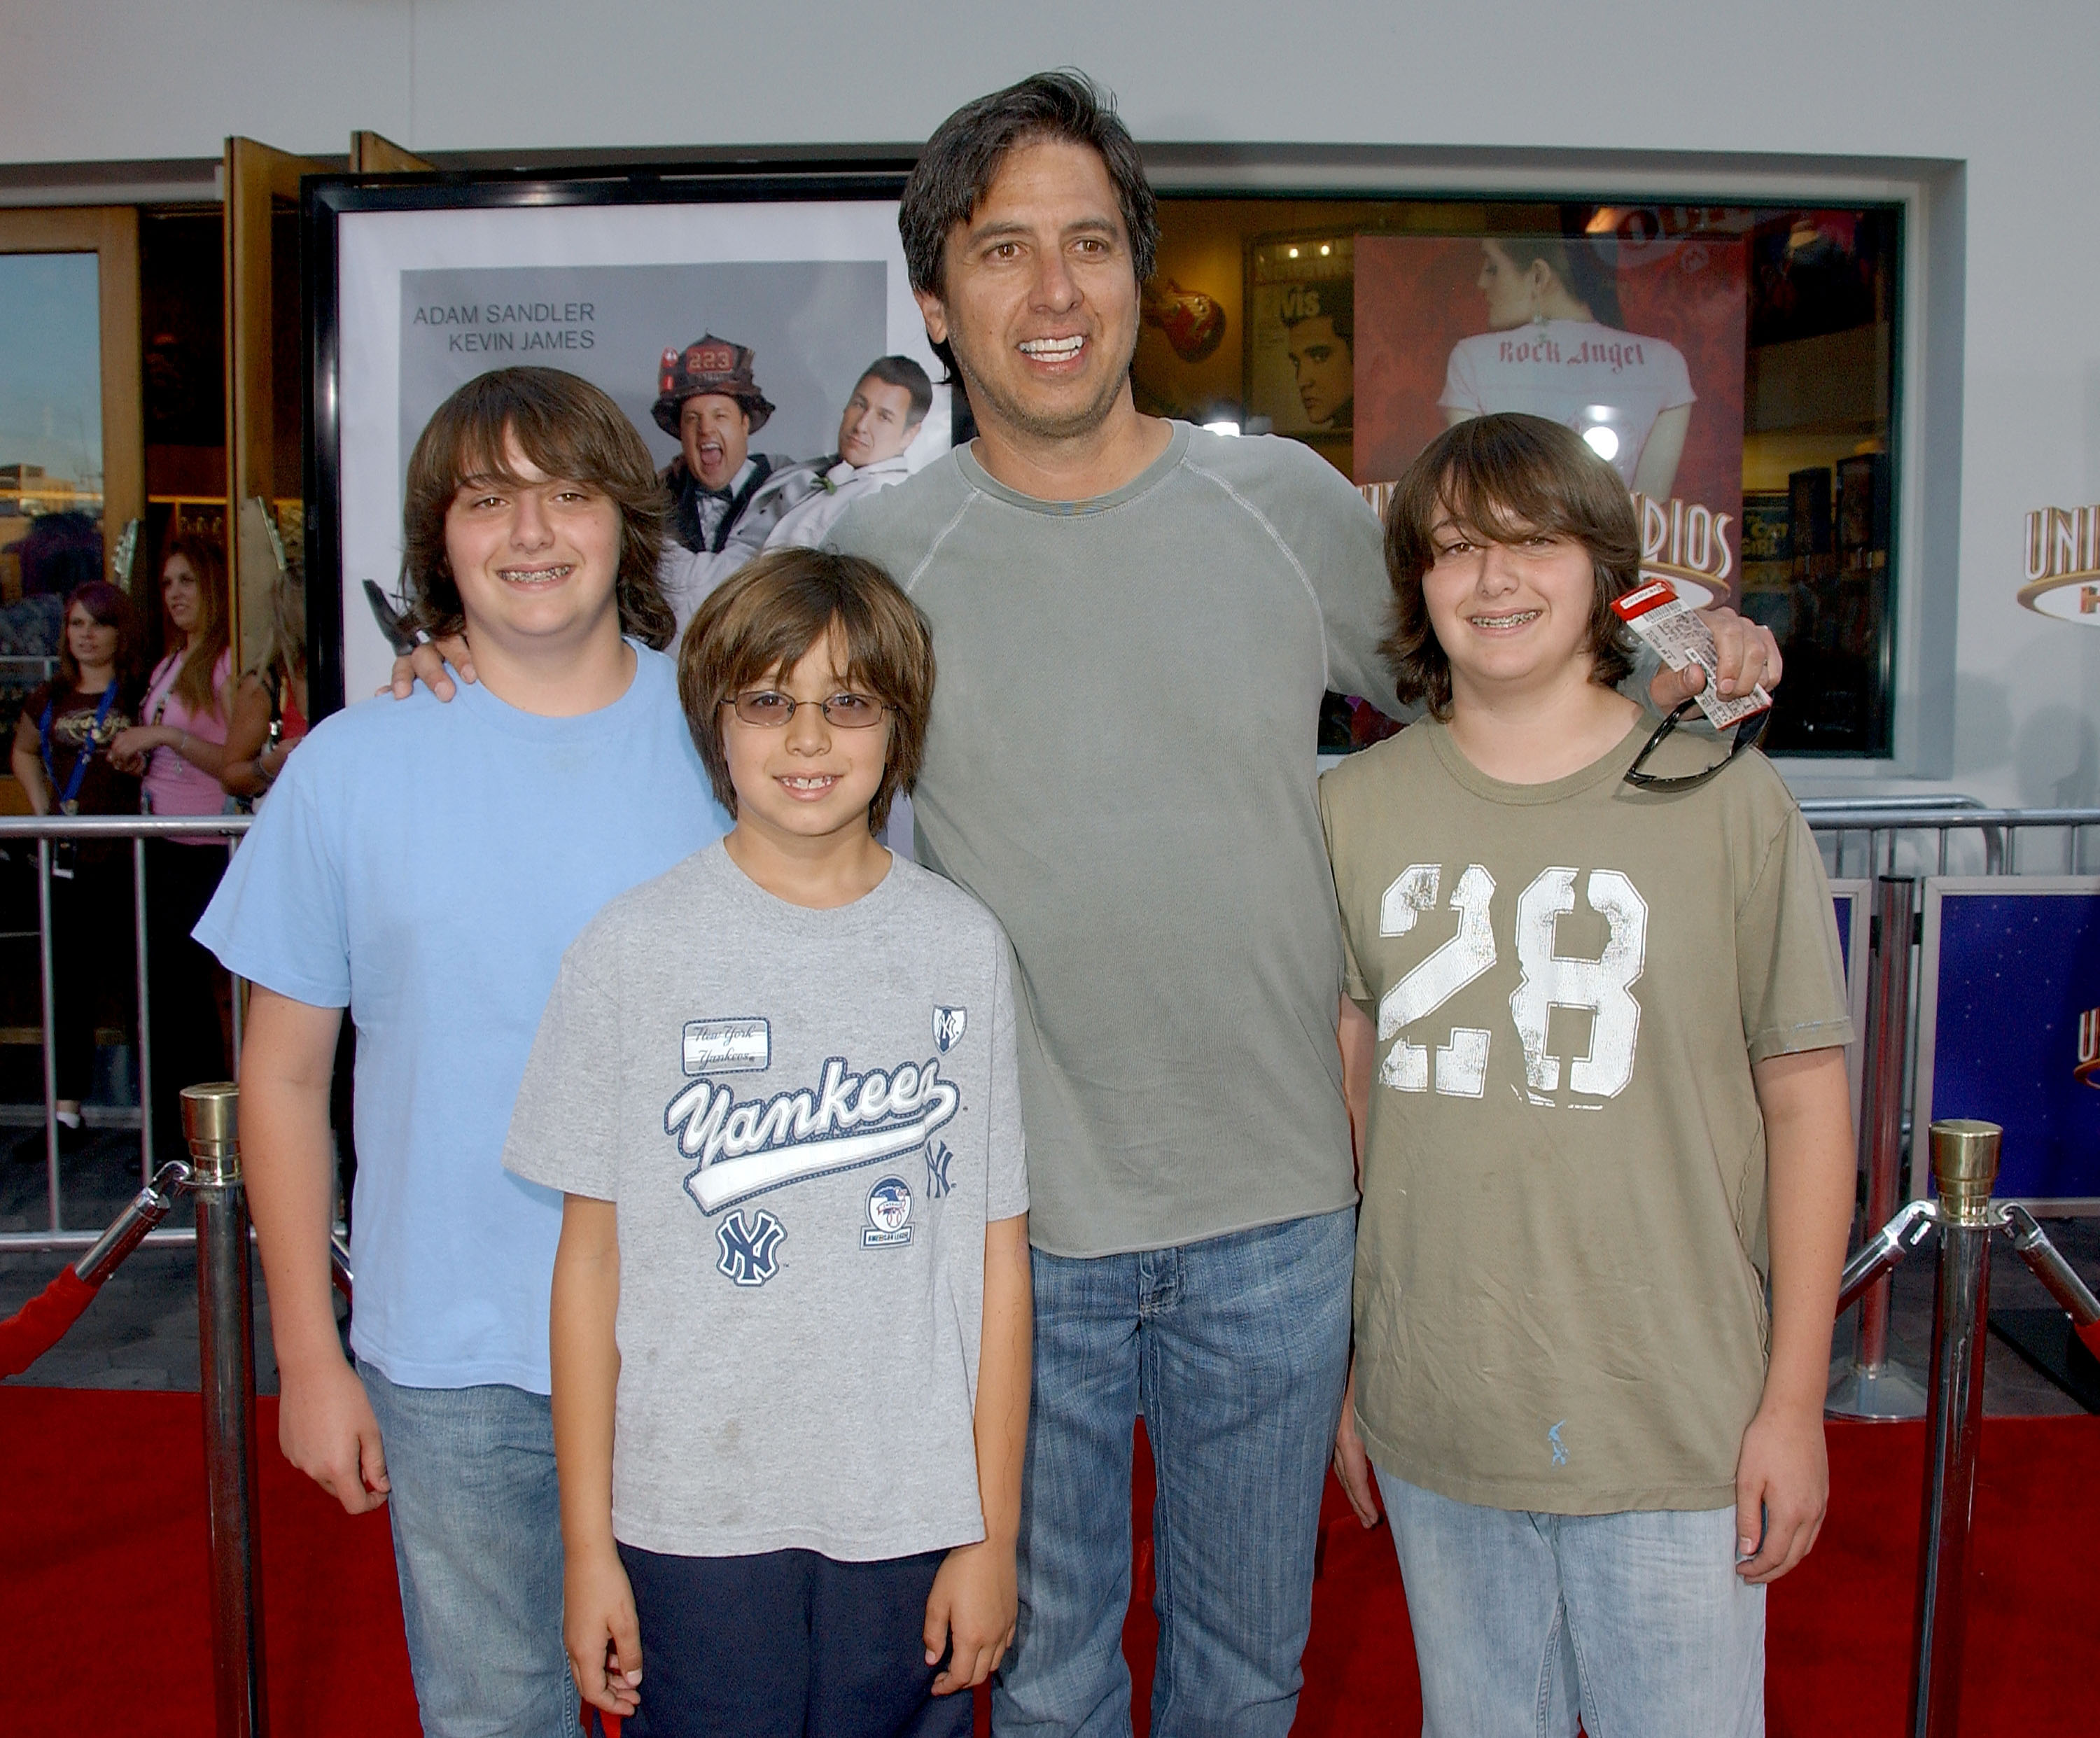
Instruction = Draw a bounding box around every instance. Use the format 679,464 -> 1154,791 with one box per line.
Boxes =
395,71 -> 1784,1737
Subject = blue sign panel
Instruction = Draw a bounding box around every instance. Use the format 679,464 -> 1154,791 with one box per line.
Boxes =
1917,879 -> 2100,1206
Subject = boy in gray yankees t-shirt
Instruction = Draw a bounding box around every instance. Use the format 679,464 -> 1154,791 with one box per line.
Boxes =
507,549 -> 1030,1737
507,841 -> 1027,1558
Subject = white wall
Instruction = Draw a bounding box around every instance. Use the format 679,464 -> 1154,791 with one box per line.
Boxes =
8,0 -> 2099,802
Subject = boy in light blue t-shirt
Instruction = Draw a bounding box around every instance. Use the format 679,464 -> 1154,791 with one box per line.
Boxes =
196,367 -> 727,1737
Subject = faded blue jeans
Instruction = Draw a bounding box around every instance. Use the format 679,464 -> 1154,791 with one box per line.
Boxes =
1376,1468 -> 1765,1737
992,1207 -> 1354,1738
358,1361 -> 579,1738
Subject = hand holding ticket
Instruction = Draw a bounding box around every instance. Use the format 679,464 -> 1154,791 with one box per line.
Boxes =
1611,582 -> 1773,729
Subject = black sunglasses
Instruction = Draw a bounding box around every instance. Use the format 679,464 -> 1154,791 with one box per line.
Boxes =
1623,699 -> 1770,793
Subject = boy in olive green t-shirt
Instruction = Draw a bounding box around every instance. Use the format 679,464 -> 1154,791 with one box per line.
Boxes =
1323,413 -> 1854,1738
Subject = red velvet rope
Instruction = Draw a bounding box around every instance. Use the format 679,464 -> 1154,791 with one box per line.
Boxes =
2076,1317 -> 2100,1364
0,1267 -> 97,1379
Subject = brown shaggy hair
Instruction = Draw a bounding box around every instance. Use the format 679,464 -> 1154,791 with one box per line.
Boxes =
678,548 -> 934,836
399,367 -> 676,650
1382,412 -> 1639,720
158,534 -> 230,719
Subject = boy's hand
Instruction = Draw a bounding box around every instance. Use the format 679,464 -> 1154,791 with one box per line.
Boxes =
923,1535 -> 1016,1695
383,635 -> 474,700
278,1354 -> 389,1515
565,1545 -> 643,1718
1649,605 -> 1782,706
1733,1397 -> 1828,1583
1332,1357 -> 1382,1529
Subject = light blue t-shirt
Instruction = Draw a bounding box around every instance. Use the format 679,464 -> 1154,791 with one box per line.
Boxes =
196,644 -> 727,1392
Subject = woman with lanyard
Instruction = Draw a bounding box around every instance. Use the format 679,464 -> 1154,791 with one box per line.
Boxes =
109,534 -> 235,1162
9,580 -> 144,1149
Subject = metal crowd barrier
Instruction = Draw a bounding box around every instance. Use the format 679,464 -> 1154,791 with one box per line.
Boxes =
0,811 -> 251,1252
1802,799 -> 2100,1420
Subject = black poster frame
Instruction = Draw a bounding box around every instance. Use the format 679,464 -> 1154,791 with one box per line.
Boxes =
301,159 -> 914,718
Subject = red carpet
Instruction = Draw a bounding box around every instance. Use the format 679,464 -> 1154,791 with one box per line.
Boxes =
3,1392 -> 2094,1733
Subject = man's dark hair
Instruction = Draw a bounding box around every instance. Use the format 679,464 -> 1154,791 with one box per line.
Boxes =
858,355 -> 934,428
1382,412 -> 1639,720
899,70 -> 1158,380
400,367 -> 676,650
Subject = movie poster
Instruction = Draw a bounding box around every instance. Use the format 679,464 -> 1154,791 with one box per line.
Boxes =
1353,231 -> 1747,605
396,262 -> 888,486
1247,234 -> 1354,442
331,198 -> 944,701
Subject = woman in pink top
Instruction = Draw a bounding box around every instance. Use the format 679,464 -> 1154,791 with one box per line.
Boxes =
110,535 -> 235,1157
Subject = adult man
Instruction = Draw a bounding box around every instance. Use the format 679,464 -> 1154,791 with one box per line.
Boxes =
211,369 -> 727,1735
827,74 -> 1782,1737
654,335 -> 795,619
393,73 -> 1781,1737
756,354 -> 934,552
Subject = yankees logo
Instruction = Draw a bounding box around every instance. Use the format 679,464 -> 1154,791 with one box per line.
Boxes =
924,1140 -> 955,1200
668,1053 -> 961,1215
933,1005 -> 967,1054
716,1209 -> 785,1287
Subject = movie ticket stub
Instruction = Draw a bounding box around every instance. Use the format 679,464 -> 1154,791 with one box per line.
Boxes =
1611,581 -> 1772,728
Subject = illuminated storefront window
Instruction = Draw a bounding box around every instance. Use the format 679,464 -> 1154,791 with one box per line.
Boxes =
1131,198 -> 1900,757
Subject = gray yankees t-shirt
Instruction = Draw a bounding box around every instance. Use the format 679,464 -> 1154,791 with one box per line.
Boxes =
504,843 -> 1028,1562
831,423 -> 1396,1256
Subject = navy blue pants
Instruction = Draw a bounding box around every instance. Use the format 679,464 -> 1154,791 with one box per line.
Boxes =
616,1543 -> 976,1738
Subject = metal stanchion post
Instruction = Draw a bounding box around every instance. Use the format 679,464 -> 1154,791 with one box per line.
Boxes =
1830,874 -> 1931,1418
1909,1119 -> 2000,1738
184,1081 -> 268,1738
38,836 -> 62,1232
135,836 -> 155,1184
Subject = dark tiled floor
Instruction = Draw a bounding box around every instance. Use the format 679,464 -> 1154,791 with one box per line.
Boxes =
6,1119 -> 2099,1415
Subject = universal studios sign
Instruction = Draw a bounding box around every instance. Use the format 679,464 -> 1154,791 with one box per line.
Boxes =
2019,505 -> 2100,623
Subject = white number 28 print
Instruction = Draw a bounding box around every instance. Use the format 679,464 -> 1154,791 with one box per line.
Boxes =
1377,864 -> 1648,1102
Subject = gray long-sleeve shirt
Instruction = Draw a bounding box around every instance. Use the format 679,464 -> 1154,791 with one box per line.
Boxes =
832,422 -> 1398,1257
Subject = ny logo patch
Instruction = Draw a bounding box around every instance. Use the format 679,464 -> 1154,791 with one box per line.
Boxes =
715,1209 -> 785,1287
933,1005 -> 967,1054
925,1140 -> 955,1200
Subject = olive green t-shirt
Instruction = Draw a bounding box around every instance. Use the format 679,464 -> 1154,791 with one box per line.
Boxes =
1319,716 -> 1851,1514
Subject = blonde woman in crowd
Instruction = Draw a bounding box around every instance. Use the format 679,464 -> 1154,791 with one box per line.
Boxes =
111,533 -> 235,1156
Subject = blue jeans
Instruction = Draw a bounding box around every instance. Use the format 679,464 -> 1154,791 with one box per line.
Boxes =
1376,1468 -> 1765,1738
358,1361 -> 579,1738
993,1207 -> 1354,1738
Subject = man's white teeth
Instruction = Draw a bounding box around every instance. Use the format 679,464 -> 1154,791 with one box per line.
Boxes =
783,776 -> 835,790
1021,336 -> 1085,357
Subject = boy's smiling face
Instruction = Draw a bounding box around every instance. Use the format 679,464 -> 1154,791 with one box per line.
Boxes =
720,624 -> 892,850
443,433 -> 623,657
1423,507 -> 1600,705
